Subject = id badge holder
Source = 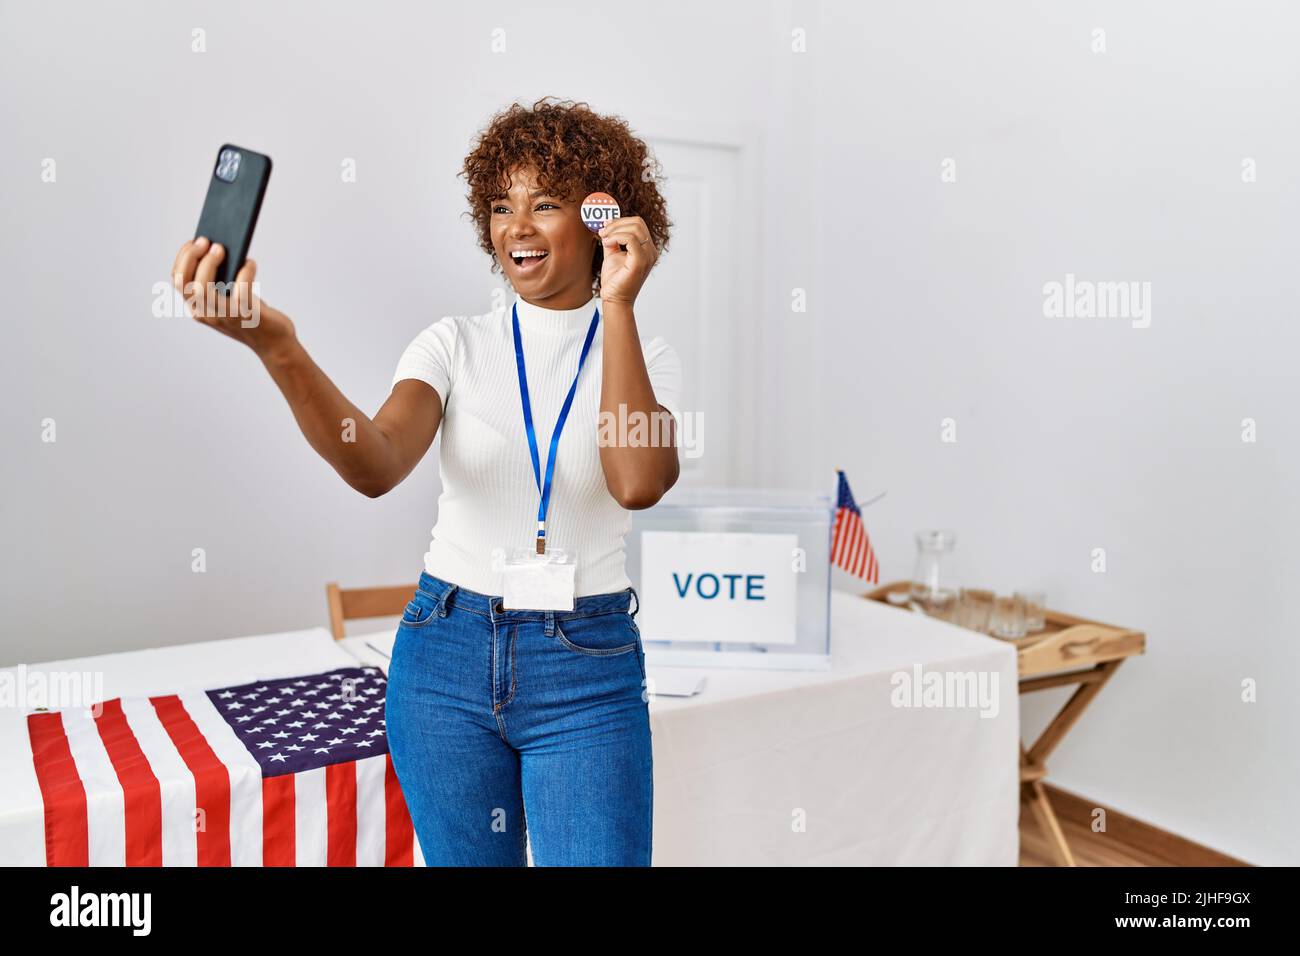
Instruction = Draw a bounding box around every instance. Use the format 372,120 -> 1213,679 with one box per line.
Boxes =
500,547 -> 576,611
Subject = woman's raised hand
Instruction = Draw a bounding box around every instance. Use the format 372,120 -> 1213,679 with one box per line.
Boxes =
171,236 -> 296,357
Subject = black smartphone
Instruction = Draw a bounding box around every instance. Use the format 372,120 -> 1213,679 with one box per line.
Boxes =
194,144 -> 272,287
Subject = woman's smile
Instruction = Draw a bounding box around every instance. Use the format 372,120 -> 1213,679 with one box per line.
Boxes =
507,246 -> 550,277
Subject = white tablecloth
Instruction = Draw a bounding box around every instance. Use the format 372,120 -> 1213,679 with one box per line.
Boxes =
344,590 -> 1021,866
2,596 -> 1017,866
0,629 -> 361,866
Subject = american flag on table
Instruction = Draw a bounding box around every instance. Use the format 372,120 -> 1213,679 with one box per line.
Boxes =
25,666 -> 423,866
831,469 -> 880,584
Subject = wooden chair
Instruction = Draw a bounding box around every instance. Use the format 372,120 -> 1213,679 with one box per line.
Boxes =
325,581 -> 419,641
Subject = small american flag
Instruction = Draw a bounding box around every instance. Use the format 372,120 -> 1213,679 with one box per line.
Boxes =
831,469 -> 880,584
26,666 -> 423,866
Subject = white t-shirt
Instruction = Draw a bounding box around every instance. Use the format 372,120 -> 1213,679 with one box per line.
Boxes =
392,292 -> 683,597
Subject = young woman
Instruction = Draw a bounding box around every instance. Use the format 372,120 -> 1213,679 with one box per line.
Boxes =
170,97 -> 681,866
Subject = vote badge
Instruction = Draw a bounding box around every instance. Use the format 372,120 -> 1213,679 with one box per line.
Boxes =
580,192 -> 621,233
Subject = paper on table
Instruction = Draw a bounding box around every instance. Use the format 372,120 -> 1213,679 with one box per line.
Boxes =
646,672 -> 707,698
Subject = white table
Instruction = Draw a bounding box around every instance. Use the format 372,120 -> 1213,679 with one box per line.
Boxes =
344,590 -> 1021,866
2,594 -> 1017,866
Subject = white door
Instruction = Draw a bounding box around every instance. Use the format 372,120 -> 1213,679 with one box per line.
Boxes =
632,134 -> 759,488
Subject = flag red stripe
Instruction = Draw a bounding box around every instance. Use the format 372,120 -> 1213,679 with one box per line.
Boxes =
849,518 -> 866,577
847,520 -> 857,580
27,712 -> 89,867
855,526 -> 870,578
867,547 -> 878,583
150,694 -> 232,867
95,698 -> 163,866
262,774 -> 297,866
326,762 -> 357,867
834,509 -> 856,568
385,755 -> 415,867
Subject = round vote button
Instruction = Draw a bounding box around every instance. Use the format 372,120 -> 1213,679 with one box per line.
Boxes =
580,192 -> 621,232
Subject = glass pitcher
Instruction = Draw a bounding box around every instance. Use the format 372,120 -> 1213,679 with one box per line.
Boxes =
910,530 -> 959,621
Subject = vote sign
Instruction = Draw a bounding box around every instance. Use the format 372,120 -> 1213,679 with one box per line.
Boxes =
638,531 -> 798,645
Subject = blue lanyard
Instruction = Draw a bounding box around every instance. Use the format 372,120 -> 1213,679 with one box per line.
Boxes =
512,301 -> 601,554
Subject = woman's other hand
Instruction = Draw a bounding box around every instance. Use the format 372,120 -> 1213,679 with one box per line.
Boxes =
598,216 -> 658,307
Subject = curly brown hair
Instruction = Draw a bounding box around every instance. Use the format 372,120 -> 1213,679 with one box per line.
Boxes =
459,96 -> 671,295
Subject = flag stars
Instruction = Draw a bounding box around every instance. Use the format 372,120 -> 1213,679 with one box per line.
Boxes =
208,668 -> 391,777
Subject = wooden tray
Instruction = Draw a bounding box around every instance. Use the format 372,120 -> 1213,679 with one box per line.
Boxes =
863,580 -> 1145,679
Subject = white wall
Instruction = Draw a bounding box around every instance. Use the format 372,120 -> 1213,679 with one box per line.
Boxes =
2,0 -> 1294,864
0,0 -> 776,646
789,1 -> 1297,865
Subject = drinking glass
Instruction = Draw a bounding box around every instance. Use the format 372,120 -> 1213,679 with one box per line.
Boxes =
958,588 -> 993,633
990,593 -> 1027,639
1016,590 -> 1046,632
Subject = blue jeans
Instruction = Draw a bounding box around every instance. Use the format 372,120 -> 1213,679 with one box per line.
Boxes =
384,571 -> 653,866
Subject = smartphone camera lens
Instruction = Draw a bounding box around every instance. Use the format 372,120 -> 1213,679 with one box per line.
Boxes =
215,149 -> 242,183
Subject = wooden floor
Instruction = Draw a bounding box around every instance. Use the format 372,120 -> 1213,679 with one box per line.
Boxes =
1018,786 -> 1249,867
1021,796 -> 1165,866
